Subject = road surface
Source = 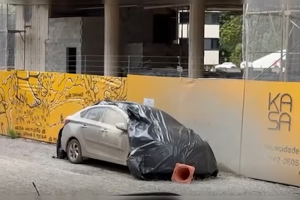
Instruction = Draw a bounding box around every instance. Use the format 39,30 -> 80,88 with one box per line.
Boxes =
0,136 -> 298,196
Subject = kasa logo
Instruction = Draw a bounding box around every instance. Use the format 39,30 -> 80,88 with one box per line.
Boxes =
268,93 -> 292,132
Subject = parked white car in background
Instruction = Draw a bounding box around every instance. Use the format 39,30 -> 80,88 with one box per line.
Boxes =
213,62 -> 241,73
215,62 -> 237,69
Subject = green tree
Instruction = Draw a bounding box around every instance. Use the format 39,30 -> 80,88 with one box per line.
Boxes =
219,14 -> 243,66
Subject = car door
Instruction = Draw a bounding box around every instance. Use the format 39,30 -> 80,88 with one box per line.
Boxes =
98,107 -> 129,164
80,107 -> 106,159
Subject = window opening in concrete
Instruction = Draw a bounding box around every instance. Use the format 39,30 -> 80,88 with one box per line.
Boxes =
179,11 -> 220,25
153,12 -> 177,44
205,13 -> 220,24
66,47 -> 76,74
179,12 -> 189,24
204,38 -> 219,50
23,5 -> 32,23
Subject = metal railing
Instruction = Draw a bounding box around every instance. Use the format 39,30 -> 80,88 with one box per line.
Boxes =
1,53 -> 245,79
38,54 -> 242,78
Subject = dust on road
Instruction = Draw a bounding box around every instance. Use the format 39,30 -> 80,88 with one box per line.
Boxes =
0,136 -> 298,196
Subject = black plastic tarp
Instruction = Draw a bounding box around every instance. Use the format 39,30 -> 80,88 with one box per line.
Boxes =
98,100 -> 218,180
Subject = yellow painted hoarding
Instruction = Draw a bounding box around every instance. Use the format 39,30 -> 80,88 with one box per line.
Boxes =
0,71 -> 299,187
241,80 -> 300,186
0,70 -> 127,143
127,75 -> 245,174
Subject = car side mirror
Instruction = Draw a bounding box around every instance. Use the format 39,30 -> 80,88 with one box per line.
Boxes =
116,123 -> 127,131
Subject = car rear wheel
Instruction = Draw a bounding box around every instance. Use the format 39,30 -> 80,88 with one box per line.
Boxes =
67,139 -> 83,164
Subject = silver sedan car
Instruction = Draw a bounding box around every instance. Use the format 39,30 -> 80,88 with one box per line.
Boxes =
60,104 -> 131,165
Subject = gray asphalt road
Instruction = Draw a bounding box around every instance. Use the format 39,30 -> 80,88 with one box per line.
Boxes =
0,136 -> 299,196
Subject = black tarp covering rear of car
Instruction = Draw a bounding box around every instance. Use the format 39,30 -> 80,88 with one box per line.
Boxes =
98,100 -> 218,180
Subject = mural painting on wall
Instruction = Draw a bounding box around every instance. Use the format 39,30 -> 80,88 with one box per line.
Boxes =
0,70 -> 127,143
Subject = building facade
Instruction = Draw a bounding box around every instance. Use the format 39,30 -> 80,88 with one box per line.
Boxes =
0,3 -> 224,77
178,10 -> 220,67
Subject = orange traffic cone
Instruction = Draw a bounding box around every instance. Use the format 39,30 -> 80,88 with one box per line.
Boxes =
171,163 -> 195,184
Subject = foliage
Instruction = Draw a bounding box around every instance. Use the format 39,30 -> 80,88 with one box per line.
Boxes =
219,14 -> 243,66
7,128 -> 20,139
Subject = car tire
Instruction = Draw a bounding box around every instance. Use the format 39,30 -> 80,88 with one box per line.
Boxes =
67,139 -> 83,164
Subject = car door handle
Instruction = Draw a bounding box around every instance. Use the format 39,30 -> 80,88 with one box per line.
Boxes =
81,124 -> 87,128
101,128 -> 107,133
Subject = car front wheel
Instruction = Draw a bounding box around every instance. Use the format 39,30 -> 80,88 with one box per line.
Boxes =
67,139 -> 83,164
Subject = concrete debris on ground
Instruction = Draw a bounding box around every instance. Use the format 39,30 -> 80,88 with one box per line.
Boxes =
0,136 -> 299,196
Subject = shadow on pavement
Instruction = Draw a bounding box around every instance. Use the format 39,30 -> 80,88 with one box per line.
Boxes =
83,159 -> 130,174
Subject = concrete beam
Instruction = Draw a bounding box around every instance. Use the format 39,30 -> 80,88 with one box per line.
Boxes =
7,0 -> 243,6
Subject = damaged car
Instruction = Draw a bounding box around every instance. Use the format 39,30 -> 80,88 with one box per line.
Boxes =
56,100 -> 218,180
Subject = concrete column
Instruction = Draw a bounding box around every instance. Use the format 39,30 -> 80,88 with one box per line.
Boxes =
104,0 -> 120,76
188,0 -> 205,78
14,5 -> 48,71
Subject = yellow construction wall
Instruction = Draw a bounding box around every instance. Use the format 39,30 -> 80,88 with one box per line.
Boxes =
241,80 -> 300,186
127,75 -> 245,174
0,70 -> 127,143
0,71 -> 299,186
127,75 -> 300,187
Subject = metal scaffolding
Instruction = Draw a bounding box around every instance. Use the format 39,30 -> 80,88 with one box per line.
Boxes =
243,4 -> 300,82
0,4 -> 15,69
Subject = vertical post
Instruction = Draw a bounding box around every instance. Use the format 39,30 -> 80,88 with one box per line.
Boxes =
84,55 -> 86,74
283,4 -> 290,82
244,4 -> 250,79
180,10 -> 183,38
23,30 -> 26,70
279,4 -> 285,81
188,0 -> 205,78
177,55 -> 181,67
127,55 -> 130,75
5,4 -> 8,69
104,0 -> 119,76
